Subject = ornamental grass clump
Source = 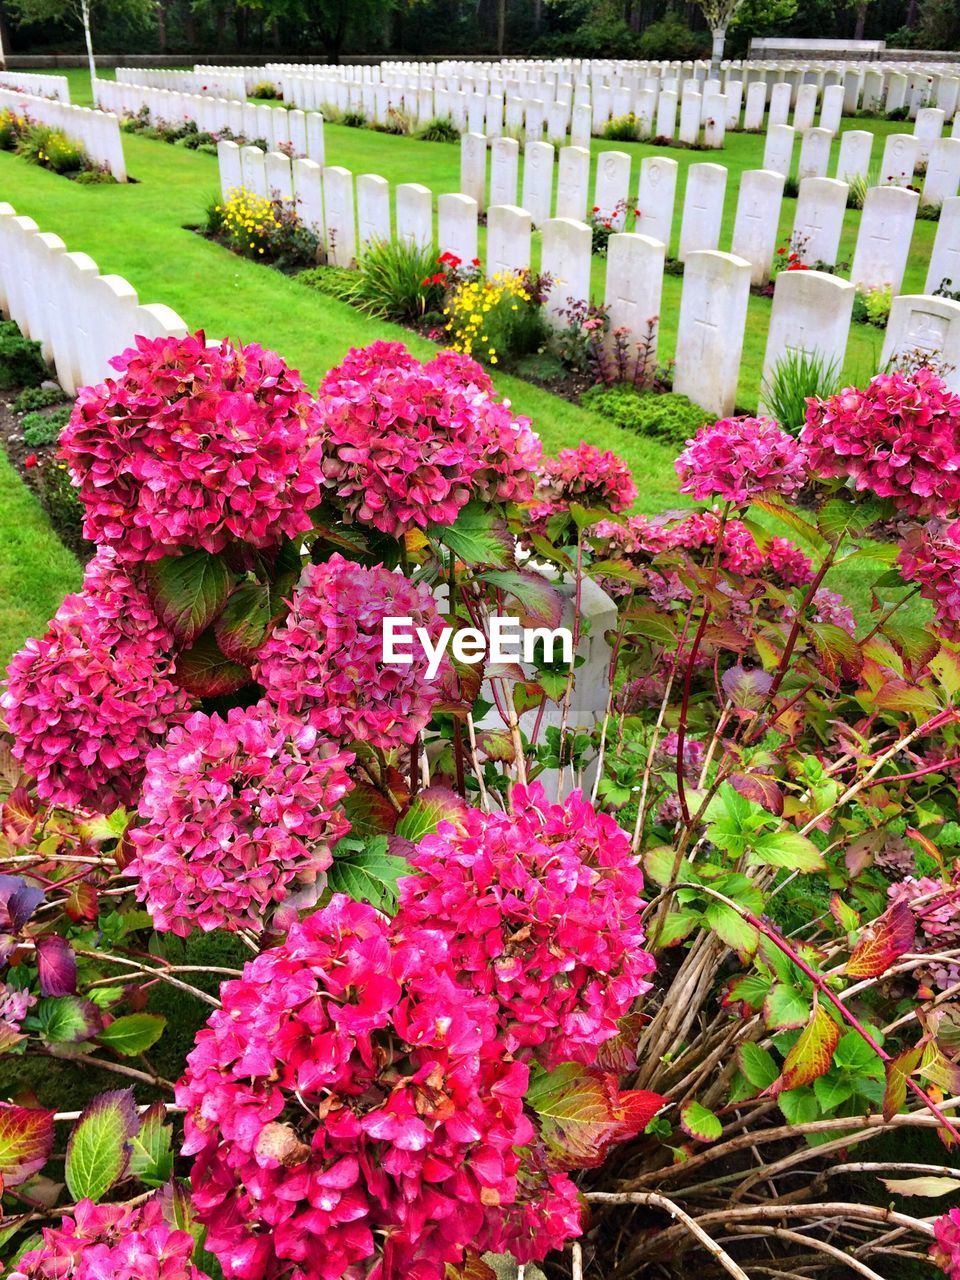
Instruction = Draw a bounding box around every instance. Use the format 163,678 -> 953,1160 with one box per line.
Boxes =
8,343 -> 960,1280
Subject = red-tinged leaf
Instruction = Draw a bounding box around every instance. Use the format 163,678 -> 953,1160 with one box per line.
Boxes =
342,780 -> 400,838
884,1045 -> 923,1121
0,1103 -> 54,1187
65,881 -> 98,924
730,771 -> 784,816
112,830 -> 137,872
593,1013 -> 644,1074
214,581 -> 272,665
2,785 -> 38,844
830,893 -> 860,936
35,936 -> 77,997
920,1042 -> 960,1095
394,787 -> 468,842
780,1006 -> 841,1090
65,1088 -> 138,1202
526,1063 -> 664,1170
845,902 -> 916,978
479,568 -> 564,629
174,631 -> 252,698
679,1100 -> 722,1143
145,549 -> 233,645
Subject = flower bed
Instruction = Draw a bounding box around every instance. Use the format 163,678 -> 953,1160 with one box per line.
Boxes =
2,332 -> 960,1280
0,109 -> 117,183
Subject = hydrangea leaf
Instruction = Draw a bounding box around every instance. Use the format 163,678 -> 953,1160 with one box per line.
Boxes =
679,1100 -> 722,1143
525,1063 -> 664,1170
738,1042 -> 779,1091
479,569 -> 564,629
97,1013 -> 167,1057
65,1088 -> 138,1202
214,581 -> 272,664
175,631 -> 252,697
35,935 -> 77,997
36,996 -> 100,1053
764,983 -> 810,1030
845,901 -> 916,978
395,787 -> 468,842
747,829 -> 825,874
0,1103 -> 55,1189
327,838 -> 411,915
780,1006 -> 841,1091
429,501 -> 513,568
128,1101 -> 173,1187
145,549 -> 233,645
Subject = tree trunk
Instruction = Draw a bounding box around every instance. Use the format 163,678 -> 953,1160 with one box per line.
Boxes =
496,0 -> 506,54
710,24 -> 726,74
80,0 -> 96,84
854,0 -> 868,39
156,0 -> 166,53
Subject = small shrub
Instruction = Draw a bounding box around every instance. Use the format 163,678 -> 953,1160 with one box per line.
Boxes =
73,167 -> 117,185
0,108 -> 24,150
852,283 -> 893,328
0,321 -> 47,390
582,384 -> 708,443
783,176 -> 800,199
603,113 -> 642,142
13,384 -> 64,413
588,199 -> 636,255
251,80 -> 281,100
208,187 -> 319,269
336,239 -> 448,323
445,268 -> 551,367
298,264 -> 357,298
16,123 -> 88,174
36,454 -> 86,553
418,116 -> 459,143
918,201 -> 942,221
342,110 -> 367,128
761,347 -> 843,433
374,107 -> 413,136
933,276 -> 960,301
21,405 -> 71,447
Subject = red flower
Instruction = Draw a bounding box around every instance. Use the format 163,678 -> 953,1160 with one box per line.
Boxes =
471,257 -> 481,266
777,246 -> 786,255
591,205 -> 600,213
23,453 -> 37,468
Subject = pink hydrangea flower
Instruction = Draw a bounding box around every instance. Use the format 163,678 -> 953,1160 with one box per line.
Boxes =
932,1206 -> 960,1279
801,368 -> 960,517
676,416 -> 808,504
11,1196 -> 207,1280
131,705 -> 353,936
898,519 -> 960,640
60,332 -> 322,561
256,554 -> 449,750
312,342 -> 541,537
177,895 -> 568,1280
1,549 -> 191,811
888,874 -> 960,993
530,443 -> 637,534
394,782 -> 655,1068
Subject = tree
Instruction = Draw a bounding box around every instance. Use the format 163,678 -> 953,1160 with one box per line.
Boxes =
691,0 -> 744,71
8,0 -> 154,82
236,0 -> 392,62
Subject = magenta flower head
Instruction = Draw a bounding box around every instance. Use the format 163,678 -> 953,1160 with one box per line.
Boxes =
932,1206 -> 960,1280
898,518 -> 960,641
11,1196 -> 207,1280
801,368 -> 960,516
394,782 -> 655,1068
256,554 -> 449,750
1,548 -> 191,811
60,332 -> 323,561
675,416 -> 808,505
131,704 -> 353,937
311,341 -> 541,538
177,895 -> 560,1280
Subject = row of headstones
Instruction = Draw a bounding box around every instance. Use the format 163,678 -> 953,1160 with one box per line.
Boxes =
0,71 -> 69,102
216,140 -> 960,418
115,66 -> 248,101
762,120 -> 960,205
94,80 -> 325,164
0,88 -> 126,182
0,201 -> 188,396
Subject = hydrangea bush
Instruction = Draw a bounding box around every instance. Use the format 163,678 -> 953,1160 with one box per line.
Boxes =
3,344 -> 960,1280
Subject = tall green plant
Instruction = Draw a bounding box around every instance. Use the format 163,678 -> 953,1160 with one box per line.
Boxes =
761,348 -> 843,434
339,238 -> 442,323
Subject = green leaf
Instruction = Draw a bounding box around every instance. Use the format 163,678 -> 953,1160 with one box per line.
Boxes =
778,1087 -> 819,1125
327,840 -> 411,915
703,901 -> 758,957
430,502 -> 513,568
764,983 -> 810,1030
525,1062 -> 664,1170
36,996 -> 100,1049
651,908 -> 701,948
0,1103 -> 55,1187
751,498 -> 828,552
394,788 -> 465,843
97,1013 -> 166,1058
214,581 -> 272,664
738,1042 -> 779,1091
781,1006 -> 841,1090
128,1102 -> 173,1188
175,631 -> 252,698
65,1088 -> 138,1202
816,497 -> 885,543
813,1072 -> 855,1112
679,1100 -> 722,1143
833,1031 -> 884,1076
748,829 -> 825,873
145,549 -> 233,645
478,569 -> 564,628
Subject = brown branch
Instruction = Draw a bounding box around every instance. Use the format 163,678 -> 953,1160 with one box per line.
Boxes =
585,1191 -> 751,1280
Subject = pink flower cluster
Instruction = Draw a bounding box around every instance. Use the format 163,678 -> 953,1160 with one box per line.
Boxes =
675,416 -> 808,505
60,332 -> 322,561
2,549 -> 190,811
801,368 -> 960,517
898,519 -> 960,641
10,1197 -> 207,1280
933,1207 -> 960,1280
131,705 -> 353,936
395,783 -> 655,1067
531,442 -> 637,533
312,342 -> 541,537
256,555 -> 448,750
177,895 -> 569,1280
888,874 -> 960,992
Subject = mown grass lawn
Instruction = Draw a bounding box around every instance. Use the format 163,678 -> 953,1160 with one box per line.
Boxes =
0,68 -> 928,654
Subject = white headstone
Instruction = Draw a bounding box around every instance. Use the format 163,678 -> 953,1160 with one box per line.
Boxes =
744,80 -> 767,130
490,136 -> 520,207
820,84 -> 844,134
763,123 -> 795,177
915,106 -> 946,164
837,130 -> 873,182
521,140 -> 554,227
862,69 -> 884,113
926,196 -> 960,293
241,145 -> 266,198
396,182 -> 433,251
437,192 -> 478,266
604,232 -> 666,372
798,126 -> 833,179
678,90 -> 701,145
769,82 -> 792,127
792,176 -> 848,267
886,72 -> 908,115
306,112 -> 325,165
593,149 -> 630,227
881,132 -> 919,186
556,145 -> 590,220
636,155 -> 678,255
486,204 -> 532,278
794,83 -> 818,132
674,250 -> 751,416
850,183 -> 919,294
356,173 -> 391,247
461,132 -> 487,212
323,165 -> 356,267
761,269 -> 854,396
923,136 -> 960,207
655,90 -> 678,140
293,157 -> 324,239
217,139 -> 242,198
678,162 -> 727,262
541,217 -> 592,326
731,168 -> 785,285
881,294 -> 960,389
571,103 -> 591,148
265,151 -> 293,201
